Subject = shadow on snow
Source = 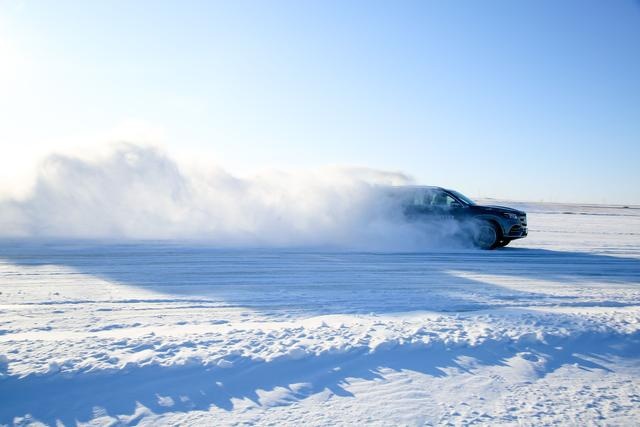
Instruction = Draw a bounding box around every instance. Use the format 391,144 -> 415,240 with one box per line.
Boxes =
1,240 -> 639,314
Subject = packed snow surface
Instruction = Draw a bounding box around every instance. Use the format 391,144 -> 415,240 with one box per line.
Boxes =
1,203 -> 639,426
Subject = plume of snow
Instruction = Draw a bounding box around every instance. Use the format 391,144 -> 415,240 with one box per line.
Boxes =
0,143 -> 455,249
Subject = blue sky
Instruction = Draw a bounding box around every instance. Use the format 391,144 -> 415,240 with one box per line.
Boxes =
1,0 -> 639,203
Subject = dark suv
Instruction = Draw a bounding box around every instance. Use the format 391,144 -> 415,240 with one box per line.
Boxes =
395,186 -> 527,249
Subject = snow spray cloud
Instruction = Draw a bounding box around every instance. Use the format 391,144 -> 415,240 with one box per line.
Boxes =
0,143 -> 465,249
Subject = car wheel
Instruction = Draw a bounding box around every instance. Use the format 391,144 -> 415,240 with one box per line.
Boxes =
474,222 -> 499,250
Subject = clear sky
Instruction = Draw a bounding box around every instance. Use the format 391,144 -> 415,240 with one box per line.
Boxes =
1,0 -> 639,203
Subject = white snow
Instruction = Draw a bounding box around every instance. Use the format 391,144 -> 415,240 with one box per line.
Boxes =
1,202 -> 639,425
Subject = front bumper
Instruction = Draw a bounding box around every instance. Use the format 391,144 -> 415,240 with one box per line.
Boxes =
506,214 -> 528,239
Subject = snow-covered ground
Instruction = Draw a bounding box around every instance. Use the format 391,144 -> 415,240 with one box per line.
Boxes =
1,203 -> 639,426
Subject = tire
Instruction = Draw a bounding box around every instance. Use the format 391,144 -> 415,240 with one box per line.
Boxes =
474,222 -> 500,250
496,239 -> 511,248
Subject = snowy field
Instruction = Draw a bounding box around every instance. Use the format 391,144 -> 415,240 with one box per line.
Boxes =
1,202 -> 639,426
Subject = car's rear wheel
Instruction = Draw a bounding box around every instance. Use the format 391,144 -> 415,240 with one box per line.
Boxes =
474,222 -> 500,250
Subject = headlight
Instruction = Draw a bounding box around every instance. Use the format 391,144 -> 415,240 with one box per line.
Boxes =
501,212 -> 518,220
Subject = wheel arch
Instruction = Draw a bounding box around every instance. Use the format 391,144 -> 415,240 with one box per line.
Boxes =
486,218 -> 504,239
473,215 -> 506,238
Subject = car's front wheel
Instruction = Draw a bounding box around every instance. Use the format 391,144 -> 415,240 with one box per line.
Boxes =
474,222 -> 500,250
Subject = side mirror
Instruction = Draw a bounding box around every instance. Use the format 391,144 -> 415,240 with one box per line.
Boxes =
450,202 -> 463,209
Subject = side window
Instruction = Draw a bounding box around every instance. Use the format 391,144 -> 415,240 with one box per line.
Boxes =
410,190 -> 458,208
412,190 -> 430,207
431,191 -> 457,208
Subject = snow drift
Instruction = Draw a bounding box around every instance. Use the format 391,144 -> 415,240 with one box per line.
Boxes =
0,143 -> 455,248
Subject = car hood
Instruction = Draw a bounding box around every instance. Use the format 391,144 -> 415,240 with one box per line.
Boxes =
475,205 -> 526,215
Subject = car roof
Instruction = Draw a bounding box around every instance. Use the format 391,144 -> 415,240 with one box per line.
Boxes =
388,185 -> 447,192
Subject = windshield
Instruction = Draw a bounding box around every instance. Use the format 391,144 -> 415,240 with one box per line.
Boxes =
449,190 -> 476,206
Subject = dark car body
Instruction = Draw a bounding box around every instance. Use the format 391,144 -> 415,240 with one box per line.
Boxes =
393,186 -> 527,249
